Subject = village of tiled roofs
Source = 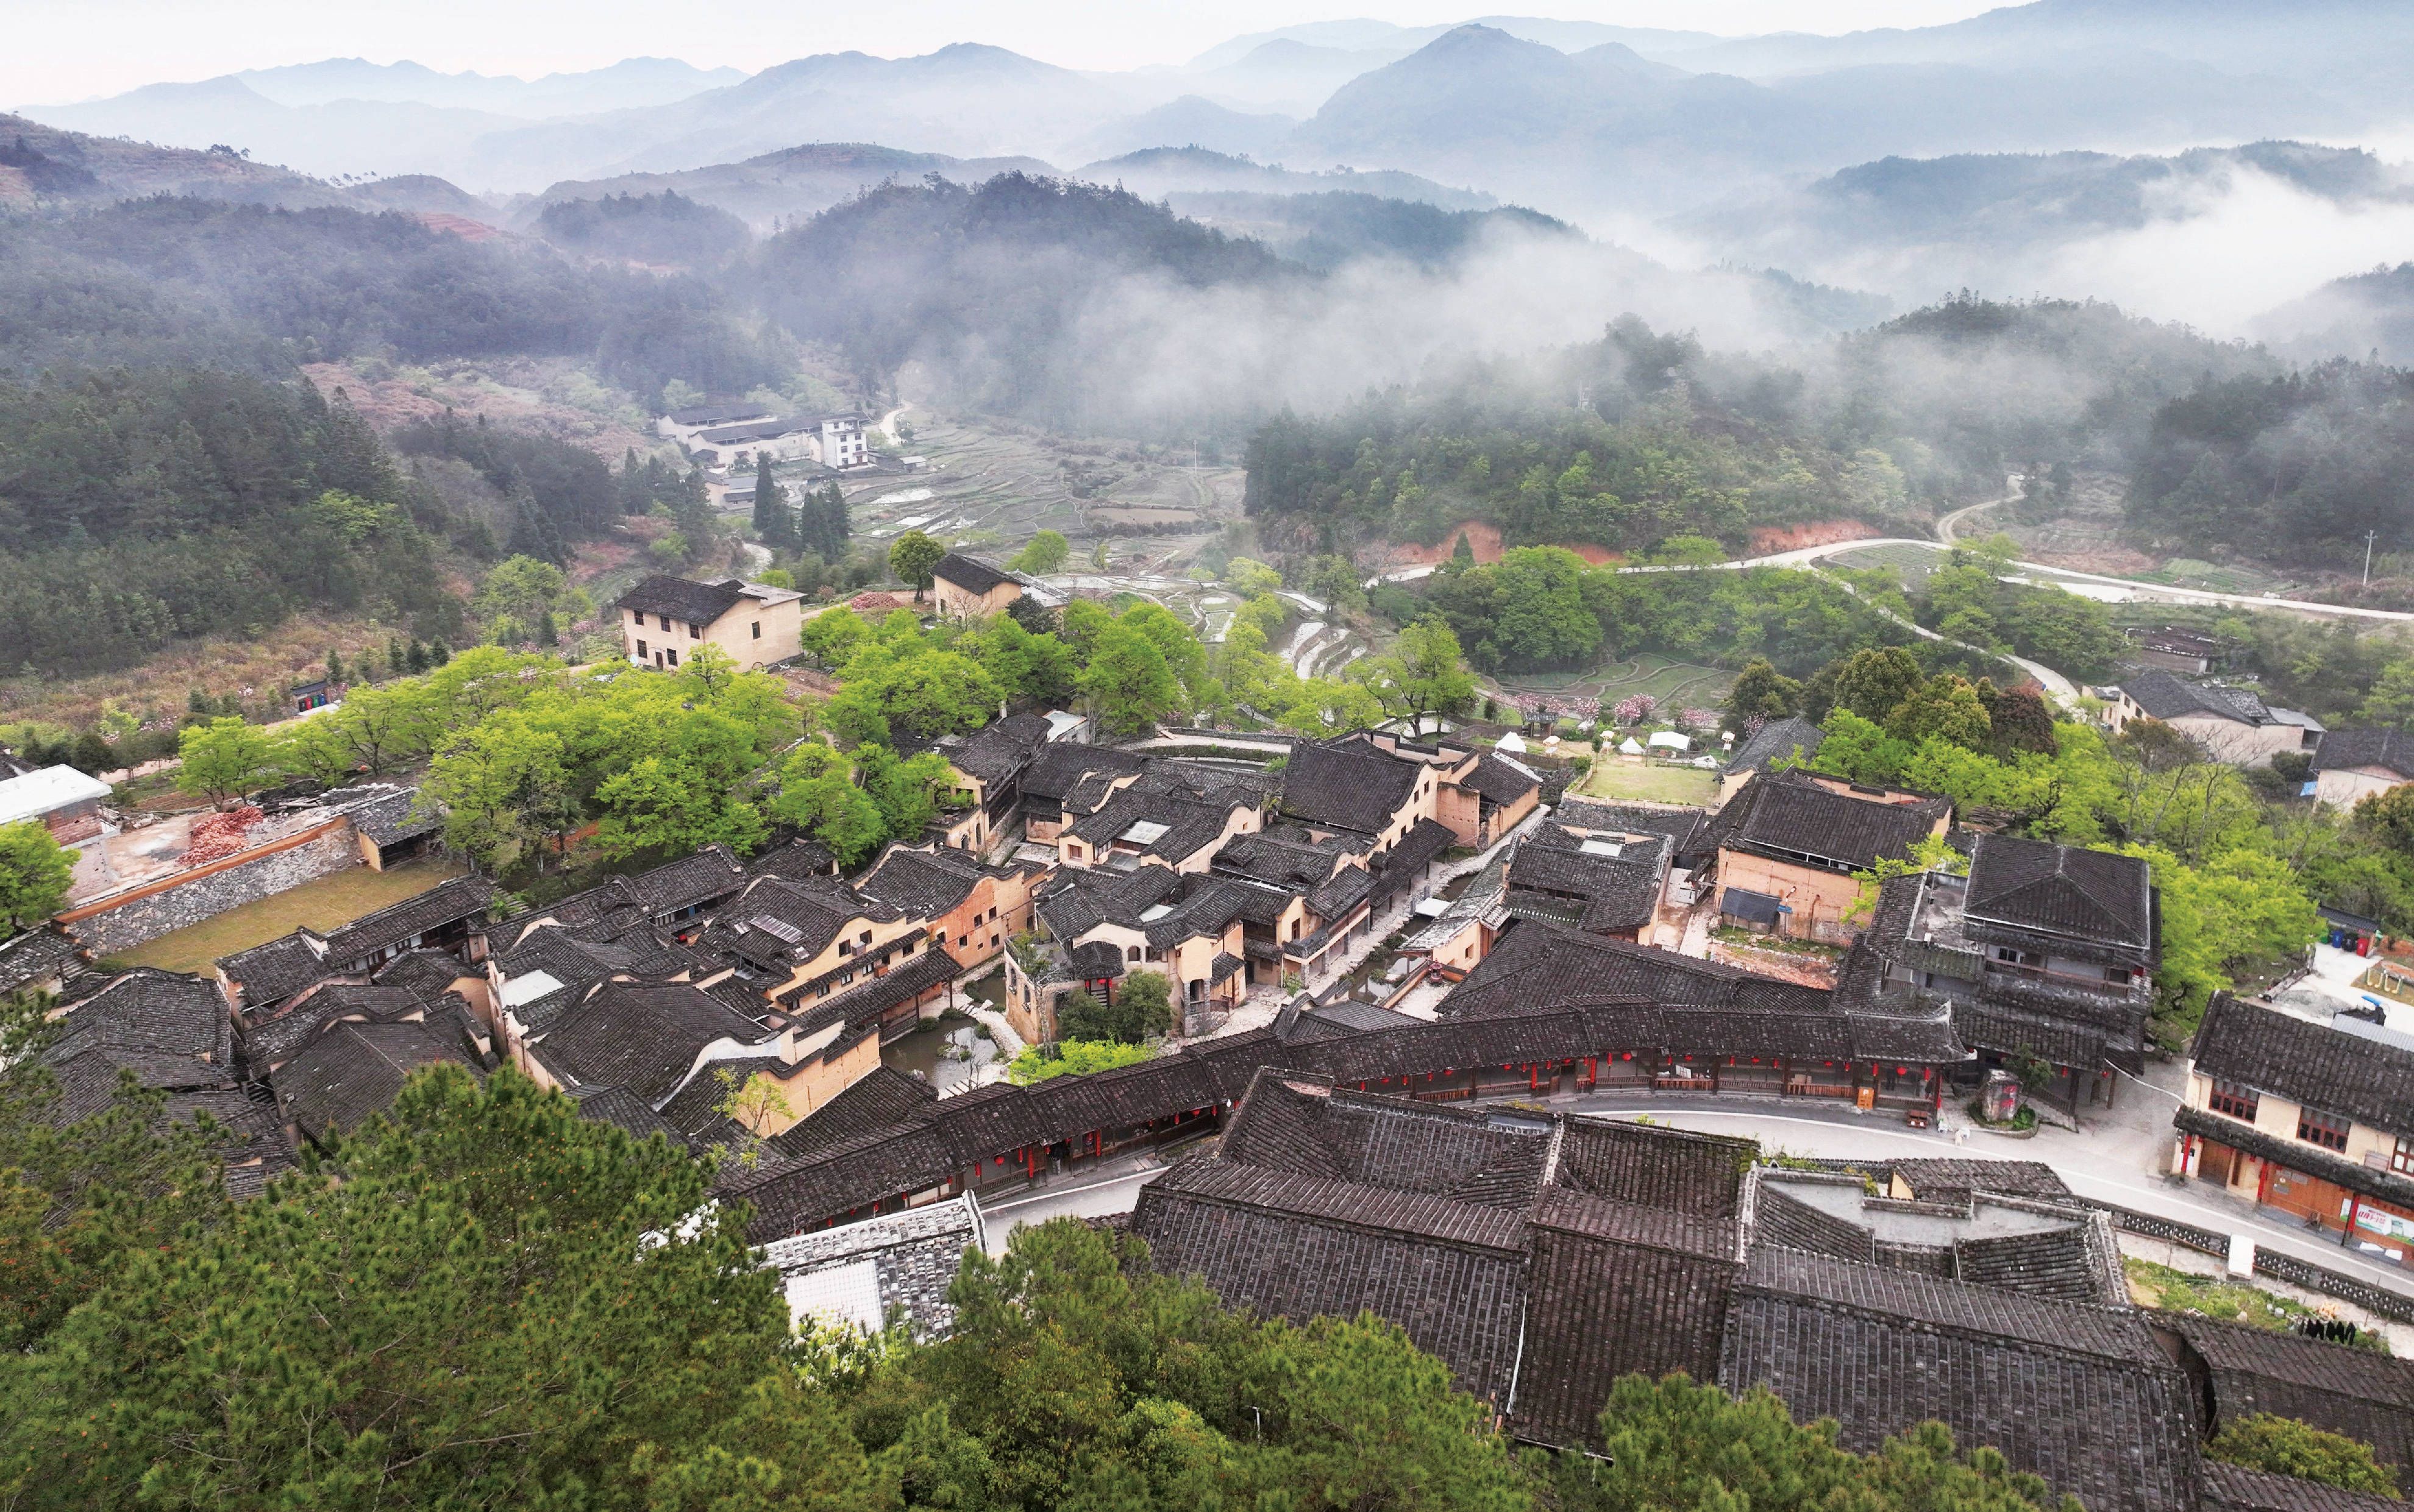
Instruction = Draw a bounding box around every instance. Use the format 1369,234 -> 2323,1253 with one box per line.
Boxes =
12,579 -> 2414,1512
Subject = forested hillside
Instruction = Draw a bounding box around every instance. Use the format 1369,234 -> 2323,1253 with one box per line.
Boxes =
1244,296 -> 2284,559
756,172 -> 1294,416
2129,361 -> 2414,569
0,197 -> 786,402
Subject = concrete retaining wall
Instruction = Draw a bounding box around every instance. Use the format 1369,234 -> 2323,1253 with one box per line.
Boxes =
69,824 -> 361,954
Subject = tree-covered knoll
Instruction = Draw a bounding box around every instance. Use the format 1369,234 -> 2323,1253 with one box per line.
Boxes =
536,189 -> 752,267
756,173 -> 1294,421
1242,295 -> 2279,564
0,197 -> 789,404
0,371 -> 466,676
2129,360 -> 2414,572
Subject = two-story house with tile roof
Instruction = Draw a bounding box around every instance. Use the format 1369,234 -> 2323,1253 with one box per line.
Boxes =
2312,728 -> 2414,808
2107,669 -> 2322,767
1836,835 -> 2156,1116
1706,767 -> 1953,943
857,842 -> 1046,971
617,573 -> 805,670
2176,993 -> 2414,1267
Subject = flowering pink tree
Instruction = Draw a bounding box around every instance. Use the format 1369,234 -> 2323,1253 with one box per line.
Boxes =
1680,707 -> 1718,732
1612,693 -> 1656,726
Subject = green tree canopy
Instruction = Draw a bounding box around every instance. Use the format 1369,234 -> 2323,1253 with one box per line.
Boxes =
1,1063 -> 880,1510
1079,620 -> 1184,737
175,715 -> 279,809
2207,1412 -> 2402,1497
0,822 -> 74,932
1008,529 -> 1070,575
891,530 -> 946,597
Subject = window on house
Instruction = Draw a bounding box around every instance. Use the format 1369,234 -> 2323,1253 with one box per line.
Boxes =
2209,1080 -> 2258,1119
1127,945 -> 1141,962
838,940 -> 853,957
858,929 -> 872,945
2394,1137 -> 2414,1174
688,622 -> 701,639
660,614 -> 672,630
752,622 -> 762,639
2104,966 -> 2131,984
839,971 -> 855,987
2299,1107 -> 2352,1152
664,648 -> 678,666
636,639 -> 648,658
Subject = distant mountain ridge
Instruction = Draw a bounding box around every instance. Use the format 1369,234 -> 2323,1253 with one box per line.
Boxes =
231,56 -> 747,116
1074,148 -> 1495,212
523,142 -> 1059,232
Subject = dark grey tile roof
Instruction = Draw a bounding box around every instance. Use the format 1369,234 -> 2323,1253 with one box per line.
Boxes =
1706,767 -> 1951,873
2119,668 -> 2279,726
1508,829 -> 1666,934
1753,1184 -> 1879,1262
790,942 -> 959,1031
564,1083 -> 691,1146
1212,831 -> 1352,890
1066,787 -> 1242,867
1965,834 -> 2153,951
1727,715 -> 1826,776
371,948 -> 479,1001
1514,1188 -> 1743,1444
1554,1118 -> 1754,1216
49,967 -> 229,1067
1461,751 -> 1540,807
2165,1314 -> 2414,1468
765,1065 -> 938,1162
618,573 -> 747,625
319,875 -> 494,965
2190,993 -> 2414,1137
2201,1459 -> 2410,1511
932,552 -> 1013,595
940,715 -> 1050,781
240,982 -> 429,1071
217,933 -> 335,1006
536,982 -> 771,1107
697,875 -> 897,968
2313,728 -> 2414,780
1887,1157 -> 2071,1203
1551,798 -> 1710,859
745,836 -> 838,881
627,845 -> 748,916
1280,738 -> 1422,836
1019,742 -> 1150,809
1133,1159 -> 1531,1400
272,1019 -> 482,1143
1221,1075 -> 1554,1210
1721,1246 -> 2197,1512
858,845 -> 990,918
0,926 -> 87,995
330,785 -> 441,846
1444,921 -> 1835,1022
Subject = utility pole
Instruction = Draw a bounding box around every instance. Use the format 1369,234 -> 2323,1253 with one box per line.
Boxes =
2367,530 -> 2379,587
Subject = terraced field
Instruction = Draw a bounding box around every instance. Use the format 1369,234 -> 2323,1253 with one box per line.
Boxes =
1491,653 -> 1732,713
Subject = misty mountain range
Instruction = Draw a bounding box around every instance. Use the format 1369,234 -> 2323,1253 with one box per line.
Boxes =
24,0 -> 2412,211
10,0 -> 2414,358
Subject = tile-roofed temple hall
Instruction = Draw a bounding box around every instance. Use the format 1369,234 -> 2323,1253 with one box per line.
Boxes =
1131,1068 -> 2206,1511
1837,833 -> 2157,1119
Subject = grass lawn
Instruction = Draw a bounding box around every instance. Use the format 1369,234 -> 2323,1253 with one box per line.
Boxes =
110,859 -> 470,975
1574,759 -> 1720,806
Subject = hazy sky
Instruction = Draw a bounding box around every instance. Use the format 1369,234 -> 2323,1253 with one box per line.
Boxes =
12,0 -> 2004,103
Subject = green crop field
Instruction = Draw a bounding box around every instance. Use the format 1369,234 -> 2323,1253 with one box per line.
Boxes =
1492,653 -> 1732,712
1575,758 -> 1720,806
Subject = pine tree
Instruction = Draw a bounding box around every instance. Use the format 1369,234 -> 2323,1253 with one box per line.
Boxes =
406,639 -> 431,675
388,636 -> 408,680
617,448 -> 649,515
326,650 -> 345,686
750,453 -> 780,540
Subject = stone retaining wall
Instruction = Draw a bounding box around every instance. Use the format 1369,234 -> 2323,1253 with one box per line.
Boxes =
70,824 -> 361,954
